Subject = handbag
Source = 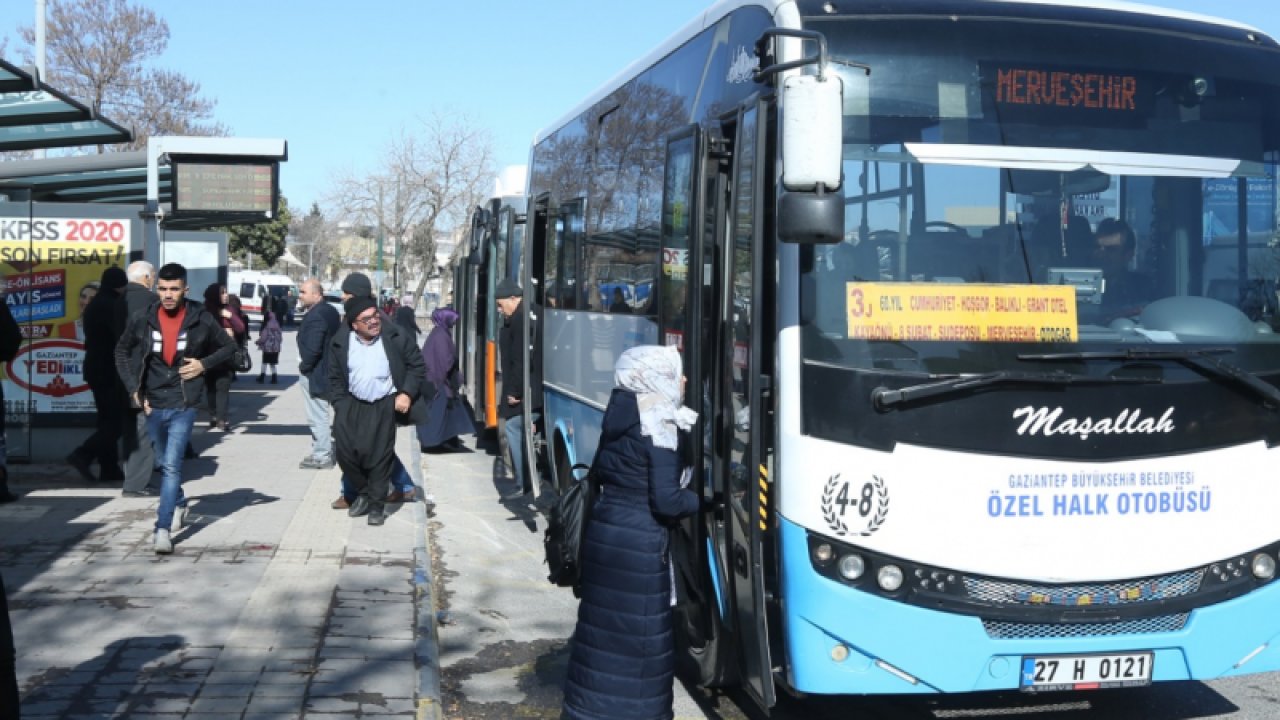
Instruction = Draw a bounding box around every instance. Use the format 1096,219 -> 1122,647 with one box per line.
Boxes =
544,463 -> 599,592
235,342 -> 253,373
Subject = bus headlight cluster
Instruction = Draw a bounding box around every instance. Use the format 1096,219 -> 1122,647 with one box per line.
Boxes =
812,543 -> 834,565
1253,553 -> 1276,580
838,554 -> 865,581
877,564 -> 904,592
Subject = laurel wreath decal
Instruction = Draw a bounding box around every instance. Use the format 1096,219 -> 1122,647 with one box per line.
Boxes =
821,474 -> 851,536
820,473 -> 890,537
861,475 -> 890,536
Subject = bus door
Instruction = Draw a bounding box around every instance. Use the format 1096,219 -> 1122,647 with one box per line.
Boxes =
660,124 -> 740,686
718,97 -> 775,708
525,197 -> 549,496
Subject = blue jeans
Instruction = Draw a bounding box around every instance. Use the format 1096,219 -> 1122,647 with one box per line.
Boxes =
146,407 -> 196,532
340,454 -> 413,501
504,412 -> 540,493
298,376 -> 333,462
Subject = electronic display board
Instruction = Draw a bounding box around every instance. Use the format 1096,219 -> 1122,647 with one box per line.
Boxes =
172,161 -> 279,215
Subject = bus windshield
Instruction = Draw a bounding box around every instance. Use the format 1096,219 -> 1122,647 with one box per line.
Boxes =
802,16 -> 1280,377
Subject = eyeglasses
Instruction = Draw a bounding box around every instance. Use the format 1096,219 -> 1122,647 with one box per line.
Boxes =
354,314 -> 380,326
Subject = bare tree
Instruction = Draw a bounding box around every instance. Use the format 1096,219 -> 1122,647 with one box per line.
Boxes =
327,112 -> 493,307
19,0 -> 225,150
393,112 -> 494,308
326,167 -> 428,294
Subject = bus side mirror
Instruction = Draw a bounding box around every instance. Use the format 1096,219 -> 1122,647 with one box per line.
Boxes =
779,74 -> 844,244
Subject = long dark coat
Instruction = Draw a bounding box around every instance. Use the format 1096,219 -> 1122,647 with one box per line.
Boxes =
562,389 -> 700,720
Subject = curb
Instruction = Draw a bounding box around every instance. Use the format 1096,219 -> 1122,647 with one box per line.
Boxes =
413,493 -> 444,720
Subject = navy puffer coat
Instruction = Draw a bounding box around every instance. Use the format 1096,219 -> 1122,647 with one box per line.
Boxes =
562,389 -> 701,720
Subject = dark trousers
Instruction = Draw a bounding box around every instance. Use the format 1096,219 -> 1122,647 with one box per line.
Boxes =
121,408 -> 155,493
0,572 -> 18,719
204,371 -> 233,423
333,395 -> 396,505
72,382 -> 124,480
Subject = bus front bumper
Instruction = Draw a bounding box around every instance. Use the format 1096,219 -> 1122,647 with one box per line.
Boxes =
778,516 -> 1280,694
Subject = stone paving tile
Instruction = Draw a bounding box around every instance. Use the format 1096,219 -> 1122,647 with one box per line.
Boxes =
10,354 -> 432,719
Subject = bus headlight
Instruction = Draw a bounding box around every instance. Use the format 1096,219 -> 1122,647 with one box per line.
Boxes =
877,564 -> 904,592
812,543 -> 834,565
838,554 -> 865,581
1253,553 -> 1276,580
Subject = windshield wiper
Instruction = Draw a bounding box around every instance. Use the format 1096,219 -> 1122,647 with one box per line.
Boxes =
871,370 -> 1161,410
1018,348 -> 1280,408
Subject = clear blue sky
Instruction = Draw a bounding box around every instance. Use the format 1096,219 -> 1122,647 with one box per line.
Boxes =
10,1 -> 1280,214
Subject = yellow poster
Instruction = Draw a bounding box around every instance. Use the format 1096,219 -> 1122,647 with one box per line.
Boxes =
846,283 -> 1078,343
0,217 -> 130,413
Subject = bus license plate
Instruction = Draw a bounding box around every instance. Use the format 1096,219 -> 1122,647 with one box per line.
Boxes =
1020,652 -> 1153,692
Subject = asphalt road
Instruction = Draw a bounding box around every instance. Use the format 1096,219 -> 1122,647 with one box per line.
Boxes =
425,434 -> 1280,720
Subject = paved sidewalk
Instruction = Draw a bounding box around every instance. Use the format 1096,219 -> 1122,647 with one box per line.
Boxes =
0,352 -> 435,719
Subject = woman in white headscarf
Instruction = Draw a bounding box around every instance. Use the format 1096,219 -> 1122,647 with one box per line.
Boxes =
562,344 -> 702,720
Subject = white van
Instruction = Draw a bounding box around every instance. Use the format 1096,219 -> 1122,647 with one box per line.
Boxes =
228,271 -> 298,323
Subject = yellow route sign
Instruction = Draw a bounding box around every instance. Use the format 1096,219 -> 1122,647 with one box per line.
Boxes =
846,283 -> 1079,343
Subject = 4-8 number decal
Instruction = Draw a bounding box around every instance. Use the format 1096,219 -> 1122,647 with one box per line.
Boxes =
834,482 -> 874,518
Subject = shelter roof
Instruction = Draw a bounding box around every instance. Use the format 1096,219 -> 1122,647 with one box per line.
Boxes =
0,58 -> 133,152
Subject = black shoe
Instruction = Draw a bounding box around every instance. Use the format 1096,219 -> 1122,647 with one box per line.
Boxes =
184,444 -> 198,460
347,495 -> 371,517
499,487 -> 526,502
256,374 -> 265,383
66,452 -> 97,483
270,375 -> 278,384
367,504 -> 387,526
122,487 -> 159,497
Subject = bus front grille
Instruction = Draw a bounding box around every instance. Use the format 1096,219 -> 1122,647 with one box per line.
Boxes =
964,569 -> 1204,608
983,613 -> 1189,639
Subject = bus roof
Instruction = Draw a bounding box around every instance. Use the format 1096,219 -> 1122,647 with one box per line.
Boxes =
532,0 -> 1267,147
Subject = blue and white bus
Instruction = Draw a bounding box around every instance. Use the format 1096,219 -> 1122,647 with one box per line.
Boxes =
522,0 -> 1280,709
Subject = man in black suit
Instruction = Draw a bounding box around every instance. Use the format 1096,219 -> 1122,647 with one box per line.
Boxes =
296,278 -> 340,469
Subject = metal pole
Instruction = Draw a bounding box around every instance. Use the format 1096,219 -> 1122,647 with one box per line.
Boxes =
377,183 -> 384,292
34,0 -> 46,160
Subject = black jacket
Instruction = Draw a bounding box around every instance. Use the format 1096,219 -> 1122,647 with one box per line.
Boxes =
114,299 -> 237,410
327,321 -> 428,426
297,301 -> 340,397
114,282 -> 157,337
497,301 -> 541,419
82,287 -> 124,390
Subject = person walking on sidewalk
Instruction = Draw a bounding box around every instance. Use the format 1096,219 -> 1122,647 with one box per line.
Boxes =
116,260 -> 159,497
256,309 -> 283,383
296,278 -> 339,469
331,273 -> 417,508
328,295 -> 427,526
67,266 -> 130,485
115,263 -> 237,554
201,283 -> 245,431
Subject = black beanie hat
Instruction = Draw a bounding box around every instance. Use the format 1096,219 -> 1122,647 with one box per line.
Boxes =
344,296 -> 377,325
495,277 -> 522,299
341,272 -> 373,298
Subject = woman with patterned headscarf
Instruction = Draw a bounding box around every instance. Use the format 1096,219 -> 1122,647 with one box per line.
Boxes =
417,307 -> 474,450
562,344 -> 702,720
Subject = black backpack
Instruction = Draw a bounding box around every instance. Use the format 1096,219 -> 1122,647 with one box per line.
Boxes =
544,463 -> 599,591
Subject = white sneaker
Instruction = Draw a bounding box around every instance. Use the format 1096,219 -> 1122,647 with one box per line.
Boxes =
170,506 -> 188,533
154,529 -> 173,554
